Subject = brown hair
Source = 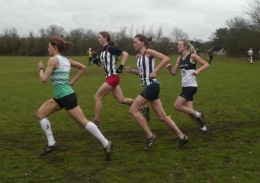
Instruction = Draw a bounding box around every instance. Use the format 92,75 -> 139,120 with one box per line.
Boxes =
49,36 -> 73,53
99,31 -> 115,46
179,39 -> 196,54
134,34 -> 153,48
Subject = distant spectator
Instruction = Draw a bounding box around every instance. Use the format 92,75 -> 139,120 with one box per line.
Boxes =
87,48 -> 93,65
247,48 -> 254,64
208,46 -> 214,64
218,48 -> 225,55
196,48 -> 200,56
221,48 -> 224,55
92,48 -> 98,65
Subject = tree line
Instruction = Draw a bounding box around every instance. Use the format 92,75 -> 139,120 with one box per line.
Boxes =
211,0 -> 260,57
0,25 -> 204,56
0,0 -> 259,58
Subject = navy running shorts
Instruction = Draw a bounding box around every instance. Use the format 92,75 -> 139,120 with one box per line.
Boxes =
140,81 -> 160,102
180,87 -> 197,101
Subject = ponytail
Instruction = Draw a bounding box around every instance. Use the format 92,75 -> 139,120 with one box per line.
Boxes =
134,34 -> 153,48
180,39 -> 195,54
49,36 -> 73,53
99,31 -> 116,46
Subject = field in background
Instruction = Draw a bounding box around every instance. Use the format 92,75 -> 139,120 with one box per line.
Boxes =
0,55 -> 259,183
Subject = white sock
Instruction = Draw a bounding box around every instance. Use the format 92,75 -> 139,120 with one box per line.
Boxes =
39,118 -> 55,146
147,132 -> 154,138
200,126 -> 208,131
195,111 -> 201,118
85,122 -> 108,148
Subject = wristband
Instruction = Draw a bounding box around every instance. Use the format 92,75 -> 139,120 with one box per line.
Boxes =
38,68 -> 44,71
166,64 -> 171,68
116,64 -> 124,73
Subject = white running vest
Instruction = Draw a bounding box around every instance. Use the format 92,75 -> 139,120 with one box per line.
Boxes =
179,53 -> 197,87
51,55 -> 74,99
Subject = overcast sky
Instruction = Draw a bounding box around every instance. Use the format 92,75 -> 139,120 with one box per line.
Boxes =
0,0 -> 248,41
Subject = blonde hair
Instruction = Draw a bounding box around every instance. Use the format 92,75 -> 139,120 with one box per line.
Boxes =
180,39 -> 196,54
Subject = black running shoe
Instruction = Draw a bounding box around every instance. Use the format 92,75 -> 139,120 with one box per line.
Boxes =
104,141 -> 113,160
93,120 -> 100,128
197,111 -> 205,127
179,136 -> 189,149
144,133 -> 156,150
40,143 -> 58,156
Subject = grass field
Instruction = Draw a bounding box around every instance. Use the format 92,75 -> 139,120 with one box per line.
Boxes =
0,55 -> 259,183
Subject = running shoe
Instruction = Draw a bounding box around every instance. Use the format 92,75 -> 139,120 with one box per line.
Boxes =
179,136 -> 189,149
93,120 -> 100,128
197,111 -> 205,127
199,126 -> 208,133
40,143 -> 58,156
144,133 -> 156,150
104,141 -> 113,160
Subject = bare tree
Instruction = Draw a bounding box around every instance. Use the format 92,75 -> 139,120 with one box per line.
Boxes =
38,28 -> 47,38
46,25 -> 66,37
226,16 -> 251,29
68,28 -> 85,55
141,23 -> 146,34
244,0 -> 260,29
116,26 -> 128,40
83,29 -> 99,56
70,28 -> 85,40
155,27 -> 163,42
156,36 -> 172,55
0,28 -> 20,55
145,25 -> 155,39
127,24 -> 134,38
170,28 -> 189,43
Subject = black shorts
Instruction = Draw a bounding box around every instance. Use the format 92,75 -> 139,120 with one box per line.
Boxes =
180,87 -> 197,101
140,82 -> 160,102
54,92 -> 78,110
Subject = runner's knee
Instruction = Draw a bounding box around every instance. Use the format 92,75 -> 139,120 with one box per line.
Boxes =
129,107 -> 138,116
36,111 -> 44,120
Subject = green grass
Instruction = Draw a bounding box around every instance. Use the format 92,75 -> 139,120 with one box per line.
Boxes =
0,55 -> 259,183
